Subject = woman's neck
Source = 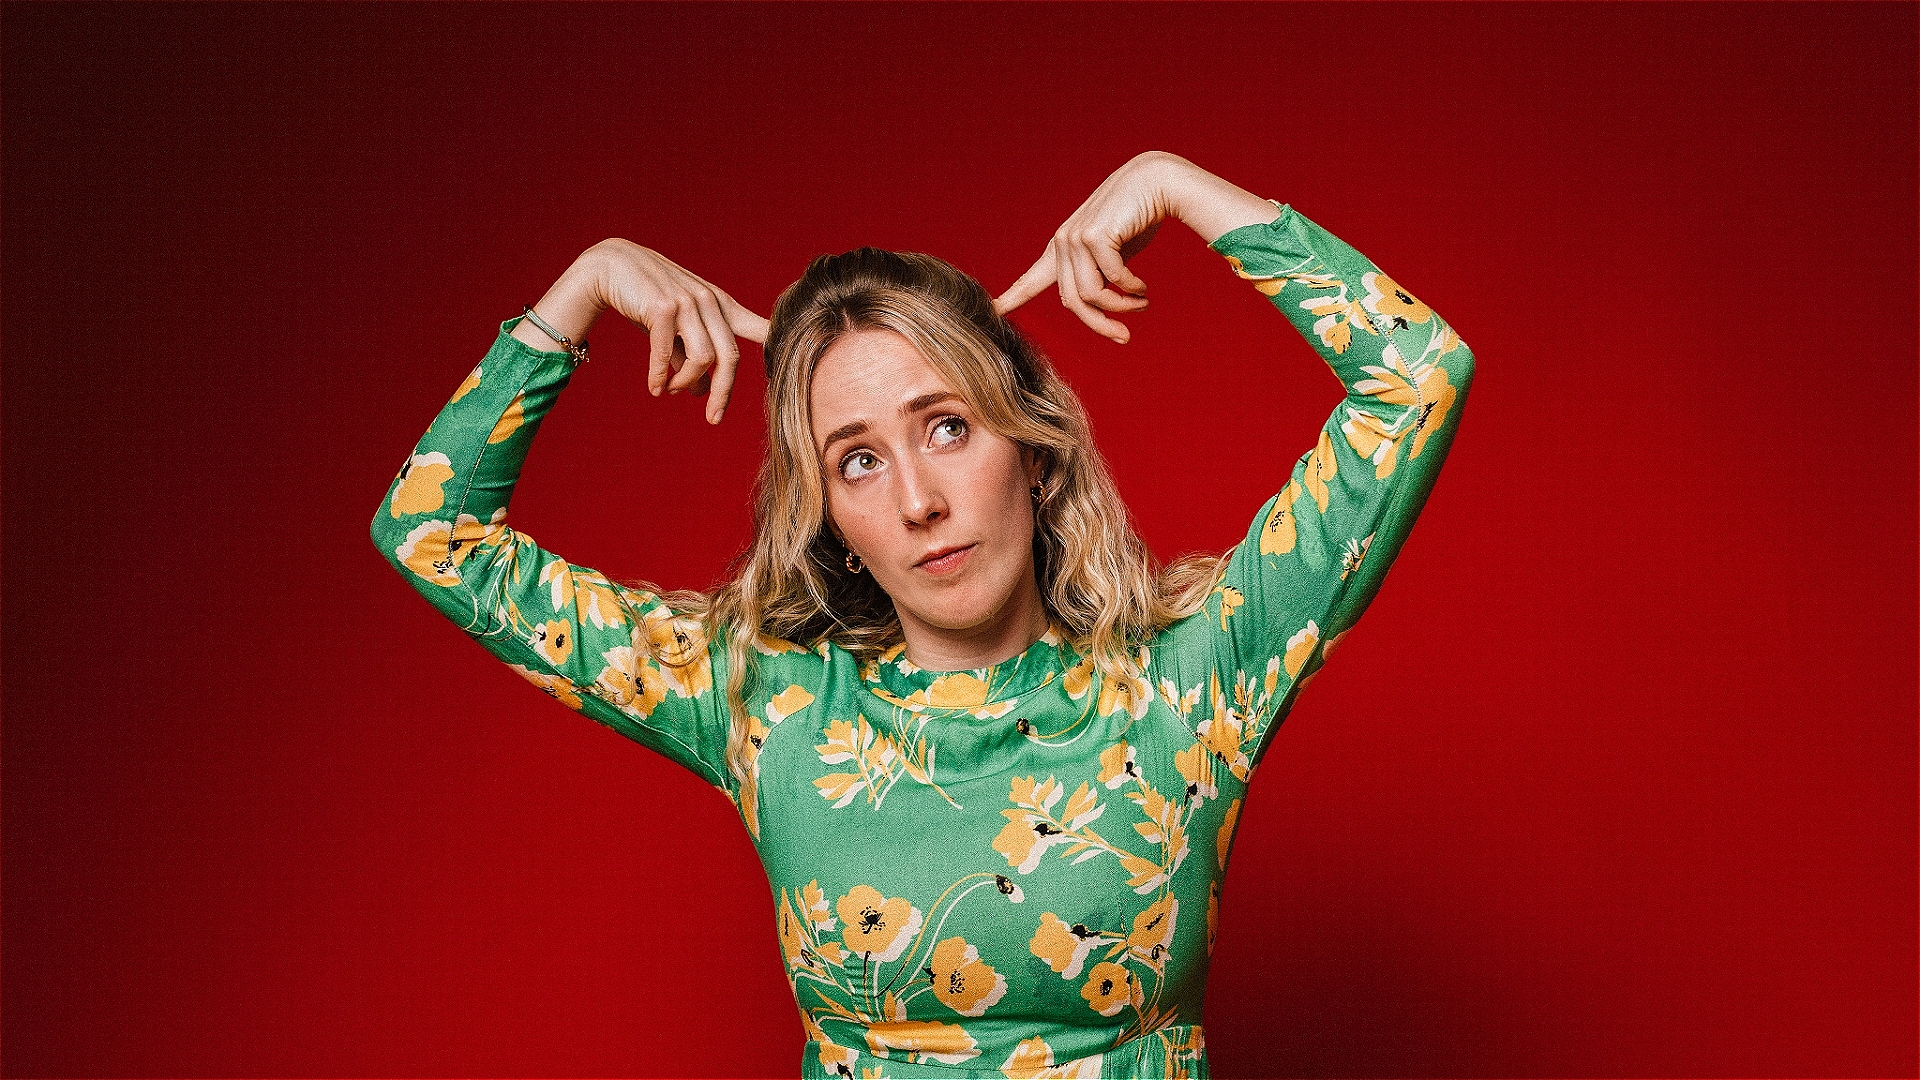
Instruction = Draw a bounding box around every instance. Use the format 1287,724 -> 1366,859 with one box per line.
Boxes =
896,578 -> 1050,672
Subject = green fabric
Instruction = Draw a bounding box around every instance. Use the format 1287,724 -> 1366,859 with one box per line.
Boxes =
371,207 -> 1473,1078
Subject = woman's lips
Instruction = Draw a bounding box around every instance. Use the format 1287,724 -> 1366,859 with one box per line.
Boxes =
915,543 -> 975,575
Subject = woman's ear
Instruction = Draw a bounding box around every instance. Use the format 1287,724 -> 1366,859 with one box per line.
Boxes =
1023,446 -> 1051,489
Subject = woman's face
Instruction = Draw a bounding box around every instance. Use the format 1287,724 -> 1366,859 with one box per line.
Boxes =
810,328 -> 1045,663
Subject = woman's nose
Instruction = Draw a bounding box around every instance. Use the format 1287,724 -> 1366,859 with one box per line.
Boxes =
895,457 -> 948,526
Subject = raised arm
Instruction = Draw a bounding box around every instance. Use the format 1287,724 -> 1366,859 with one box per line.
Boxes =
1001,153 -> 1475,777
369,242 -> 769,789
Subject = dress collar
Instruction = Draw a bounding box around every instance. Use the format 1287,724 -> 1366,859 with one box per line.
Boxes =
861,624 -> 1075,718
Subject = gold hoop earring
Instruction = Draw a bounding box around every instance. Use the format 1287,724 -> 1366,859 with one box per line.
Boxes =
1030,482 -> 1044,505
845,551 -> 864,574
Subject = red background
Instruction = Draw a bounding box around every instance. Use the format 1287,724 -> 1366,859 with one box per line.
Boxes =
4,3 -> 1914,1077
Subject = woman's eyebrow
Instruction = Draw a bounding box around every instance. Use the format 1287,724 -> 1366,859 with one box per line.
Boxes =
819,420 -> 869,456
902,390 -> 960,415
819,393 -> 962,457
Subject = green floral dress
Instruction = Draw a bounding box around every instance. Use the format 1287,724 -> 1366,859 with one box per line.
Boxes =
371,207 -> 1473,1079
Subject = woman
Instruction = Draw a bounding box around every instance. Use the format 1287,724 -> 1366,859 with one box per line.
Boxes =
372,151 -> 1472,1078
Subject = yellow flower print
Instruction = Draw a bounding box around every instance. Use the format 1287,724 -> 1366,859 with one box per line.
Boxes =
450,364 -> 482,403
993,776 -> 1111,875
1340,406 -> 1403,480
1195,672 -> 1250,780
1352,343 -> 1457,462
1214,585 -> 1243,632
1298,280 -> 1378,355
733,688 -> 812,836
927,673 -> 1017,719
1410,378 -> 1458,461
393,509 -> 504,587
505,663 -> 582,710
875,670 -> 1016,720
1001,1036 -> 1106,1079
640,606 -> 704,669
485,391 -> 526,444
1259,479 -> 1303,556
1079,961 -> 1140,1017
926,937 -> 1007,1017
753,632 -> 808,655
992,797 -> 1066,874
813,774 -> 861,809
819,1041 -> 858,1077
1097,741 -> 1138,790
813,718 -> 901,808
1011,775 -> 1063,812
1360,271 -> 1433,328
1217,798 -> 1242,870
1095,659 -> 1151,722
801,880 -> 835,929
1061,656 -> 1094,701
388,452 -> 454,518
779,880 -> 850,984
538,561 -> 627,630
1126,895 -> 1178,961
1029,912 -> 1116,980
768,684 -> 816,725
1156,678 -> 1201,717
527,619 -> 574,667
640,607 -> 712,698
1221,253 -> 1287,296
878,640 -> 917,673
1300,628 -> 1349,692
813,713 -> 953,811
735,716 -> 774,835
591,646 -> 667,715
836,885 -> 923,963
1002,1037 -> 1055,1078
924,672 -> 989,708
1302,429 -> 1337,512
1339,534 -> 1373,581
1123,787 -> 1189,893
1283,621 -> 1320,679
1174,742 -> 1217,806
865,1020 -> 979,1065
778,892 -> 829,981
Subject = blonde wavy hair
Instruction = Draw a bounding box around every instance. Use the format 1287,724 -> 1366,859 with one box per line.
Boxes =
660,248 -> 1220,788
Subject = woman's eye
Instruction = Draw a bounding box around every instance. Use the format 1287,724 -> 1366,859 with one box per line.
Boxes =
840,451 -> 881,480
931,416 -> 968,446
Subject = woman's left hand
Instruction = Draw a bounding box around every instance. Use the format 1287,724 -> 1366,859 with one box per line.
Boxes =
993,151 -> 1191,343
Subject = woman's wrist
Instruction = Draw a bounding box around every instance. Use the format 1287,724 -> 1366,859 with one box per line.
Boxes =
1149,153 -> 1281,245
510,246 -> 611,353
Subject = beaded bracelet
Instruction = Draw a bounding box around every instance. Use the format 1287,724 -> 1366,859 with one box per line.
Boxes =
521,306 -> 590,365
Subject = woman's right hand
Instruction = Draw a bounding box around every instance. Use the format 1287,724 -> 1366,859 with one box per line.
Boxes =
511,239 -> 769,424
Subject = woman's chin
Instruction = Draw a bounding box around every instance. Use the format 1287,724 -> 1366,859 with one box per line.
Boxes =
899,583 -> 1040,643
907,603 -> 1002,637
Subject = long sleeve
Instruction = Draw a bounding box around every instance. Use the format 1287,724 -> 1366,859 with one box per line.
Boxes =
1155,206 -> 1475,779
369,319 -> 734,790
